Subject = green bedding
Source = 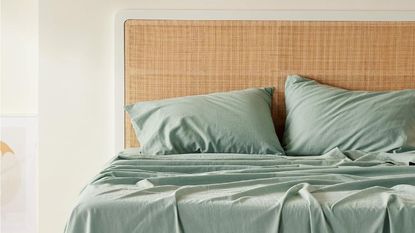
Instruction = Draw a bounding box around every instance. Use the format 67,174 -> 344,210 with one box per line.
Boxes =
65,149 -> 415,233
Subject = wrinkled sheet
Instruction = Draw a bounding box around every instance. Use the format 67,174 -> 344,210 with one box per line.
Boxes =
65,149 -> 415,233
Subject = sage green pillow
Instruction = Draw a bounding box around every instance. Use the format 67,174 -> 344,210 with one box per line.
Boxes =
125,88 -> 285,155
283,75 -> 415,155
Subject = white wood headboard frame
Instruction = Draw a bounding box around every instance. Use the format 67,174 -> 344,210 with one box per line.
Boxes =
114,9 -> 415,154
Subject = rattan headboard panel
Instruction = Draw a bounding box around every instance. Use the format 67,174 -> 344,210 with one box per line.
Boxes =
124,20 -> 415,148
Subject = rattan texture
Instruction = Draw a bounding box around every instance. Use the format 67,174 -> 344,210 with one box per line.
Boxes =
125,20 -> 415,148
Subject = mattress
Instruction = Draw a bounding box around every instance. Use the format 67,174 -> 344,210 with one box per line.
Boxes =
64,149 -> 415,233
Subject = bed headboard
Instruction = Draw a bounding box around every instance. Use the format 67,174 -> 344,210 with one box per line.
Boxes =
122,19 -> 415,148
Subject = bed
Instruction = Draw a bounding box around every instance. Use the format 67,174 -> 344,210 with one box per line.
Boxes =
65,17 -> 415,233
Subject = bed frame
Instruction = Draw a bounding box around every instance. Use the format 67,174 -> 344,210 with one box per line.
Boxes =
115,10 -> 415,152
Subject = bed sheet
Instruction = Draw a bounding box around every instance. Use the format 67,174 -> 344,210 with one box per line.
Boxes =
64,148 -> 415,233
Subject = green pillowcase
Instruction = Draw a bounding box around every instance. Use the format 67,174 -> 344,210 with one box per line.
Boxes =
283,75 -> 415,155
125,88 -> 285,155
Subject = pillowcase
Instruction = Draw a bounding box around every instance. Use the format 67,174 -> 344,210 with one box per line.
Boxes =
125,88 -> 285,155
283,75 -> 415,155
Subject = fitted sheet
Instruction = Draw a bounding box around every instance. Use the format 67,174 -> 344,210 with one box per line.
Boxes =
65,149 -> 415,233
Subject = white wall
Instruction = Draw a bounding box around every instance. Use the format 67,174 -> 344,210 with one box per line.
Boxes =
1,0 -> 38,115
38,1 -> 415,233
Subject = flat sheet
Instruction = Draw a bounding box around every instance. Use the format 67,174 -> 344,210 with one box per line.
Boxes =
65,149 -> 415,233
